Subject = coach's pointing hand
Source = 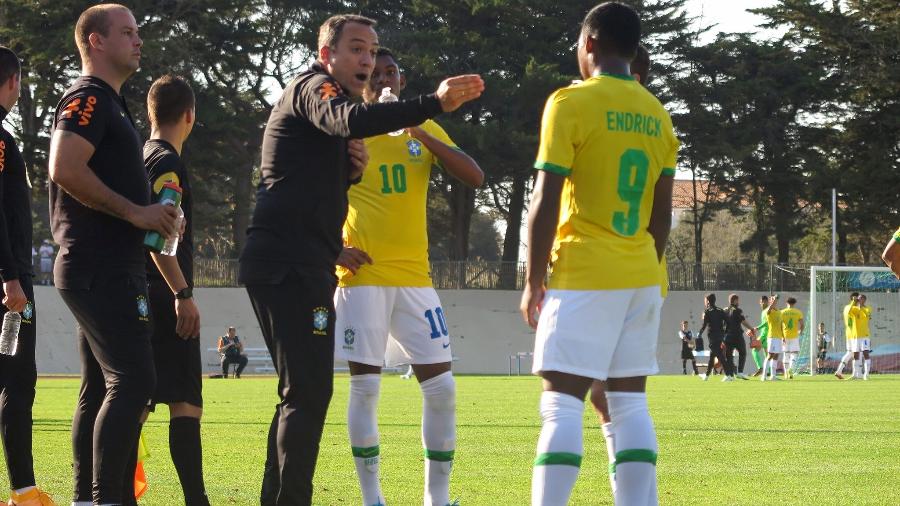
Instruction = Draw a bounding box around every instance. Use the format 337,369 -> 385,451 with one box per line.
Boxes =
436,75 -> 485,112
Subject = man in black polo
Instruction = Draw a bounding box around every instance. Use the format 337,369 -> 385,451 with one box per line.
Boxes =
0,46 -> 58,506
48,5 -> 178,505
697,293 -> 734,382
724,293 -> 755,380
240,13 -> 483,506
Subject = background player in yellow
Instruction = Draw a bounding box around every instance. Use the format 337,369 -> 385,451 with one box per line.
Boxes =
850,294 -> 873,380
334,47 -> 483,506
519,3 -> 678,505
835,292 -> 860,379
780,297 -> 804,379
761,295 -> 784,381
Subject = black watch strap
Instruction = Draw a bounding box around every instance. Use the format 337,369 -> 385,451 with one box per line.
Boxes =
175,286 -> 193,300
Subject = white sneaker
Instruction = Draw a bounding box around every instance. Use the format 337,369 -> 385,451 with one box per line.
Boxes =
699,374 -> 708,381
760,375 -> 767,382
863,375 -> 869,381
737,373 -> 749,380
721,376 -> 735,382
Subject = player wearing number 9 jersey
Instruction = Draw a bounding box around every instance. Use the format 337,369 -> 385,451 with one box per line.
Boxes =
334,47 -> 484,506
520,4 -> 678,506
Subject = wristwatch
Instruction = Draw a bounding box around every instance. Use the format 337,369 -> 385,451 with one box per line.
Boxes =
175,286 -> 193,300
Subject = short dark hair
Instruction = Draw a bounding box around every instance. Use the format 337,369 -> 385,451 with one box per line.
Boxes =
760,295 -> 769,303
0,46 -> 20,86
706,293 -> 716,305
147,75 -> 194,127
786,297 -> 797,305
75,4 -> 130,59
581,2 -> 641,59
850,292 -> 859,300
632,44 -> 650,85
318,14 -> 376,51
729,293 -> 739,305
376,47 -> 397,63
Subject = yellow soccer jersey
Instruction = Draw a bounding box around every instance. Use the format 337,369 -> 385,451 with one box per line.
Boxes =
780,307 -> 803,339
766,308 -> 784,339
535,74 -> 679,290
338,120 -> 456,287
659,256 -> 668,298
843,303 -> 857,340
855,305 -> 871,338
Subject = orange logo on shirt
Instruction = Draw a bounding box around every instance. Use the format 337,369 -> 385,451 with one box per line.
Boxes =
319,82 -> 341,101
61,96 -> 98,126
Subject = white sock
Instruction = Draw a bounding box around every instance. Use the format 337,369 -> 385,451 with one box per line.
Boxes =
14,486 -> 35,495
601,422 -> 616,495
864,359 -> 871,376
349,374 -> 385,506
607,391 -> 658,506
853,359 -> 860,377
788,352 -> 797,373
532,391 -> 583,506
782,355 -> 790,374
762,357 -> 770,378
421,371 -> 456,506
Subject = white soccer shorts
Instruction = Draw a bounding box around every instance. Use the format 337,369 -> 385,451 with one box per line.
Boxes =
532,286 -> 661,381
784,338 -> 800,353
846,338 -> 854,352
335,286 -> 453,367
850,338 -> 871,352
767,338 -> 784,354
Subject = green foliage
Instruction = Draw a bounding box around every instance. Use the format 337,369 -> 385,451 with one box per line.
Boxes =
9,375 -> 900,504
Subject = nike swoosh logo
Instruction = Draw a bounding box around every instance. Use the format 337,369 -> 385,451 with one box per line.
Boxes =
442,343 -> 450,349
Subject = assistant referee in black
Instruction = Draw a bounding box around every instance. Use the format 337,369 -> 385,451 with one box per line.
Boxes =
48,5 -> 178,504
240,14 -> 483,506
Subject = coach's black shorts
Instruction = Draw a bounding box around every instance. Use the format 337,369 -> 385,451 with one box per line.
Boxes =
148,278 -> 203,409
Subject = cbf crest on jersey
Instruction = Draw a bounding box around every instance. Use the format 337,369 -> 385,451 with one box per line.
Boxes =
137,295 -> 150,322
312,306 -> 329,335
343,327 -> 355,350
407,139 -> 422,158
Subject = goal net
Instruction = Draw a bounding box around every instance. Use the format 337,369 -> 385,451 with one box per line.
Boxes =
808,266 -> 900,375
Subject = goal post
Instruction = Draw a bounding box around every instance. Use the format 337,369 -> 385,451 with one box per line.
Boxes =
809,266 -> 900,375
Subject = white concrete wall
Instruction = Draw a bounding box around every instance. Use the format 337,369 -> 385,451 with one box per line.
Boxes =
38,286 -> 890,375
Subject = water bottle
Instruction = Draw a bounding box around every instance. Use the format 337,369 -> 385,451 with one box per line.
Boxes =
160,206 -> 185,256
144,182 -> 183,254
378,87 -> 404,136
0,311 -> 21,356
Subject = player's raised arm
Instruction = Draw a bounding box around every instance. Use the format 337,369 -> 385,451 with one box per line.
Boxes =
882,228 -> 900,278
408,126 -> 484,188
521,171 -> 564,329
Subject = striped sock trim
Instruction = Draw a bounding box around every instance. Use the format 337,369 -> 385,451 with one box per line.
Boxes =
424,448 -> 455,462
609,449 -> 657,474
351,445 -> 380,459
534,452 -> 582,467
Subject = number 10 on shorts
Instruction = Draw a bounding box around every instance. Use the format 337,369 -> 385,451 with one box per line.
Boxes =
424,307 -> 448,340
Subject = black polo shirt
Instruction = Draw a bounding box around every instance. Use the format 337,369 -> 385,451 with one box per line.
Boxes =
725,305 -> 747,339
699,305 -> 727,340
50,76 -> 150,289
143,139 -> 193,287
239,62 -> 444,285
0,105 -> 33,282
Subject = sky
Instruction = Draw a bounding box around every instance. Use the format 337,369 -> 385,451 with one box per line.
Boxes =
685,0 -> 781,41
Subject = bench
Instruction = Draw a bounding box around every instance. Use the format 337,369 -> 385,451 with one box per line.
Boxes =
693,349 -> 741,375
206,347 -> 274,374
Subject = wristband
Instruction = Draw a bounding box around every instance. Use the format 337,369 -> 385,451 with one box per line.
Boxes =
175,286 -> 193,300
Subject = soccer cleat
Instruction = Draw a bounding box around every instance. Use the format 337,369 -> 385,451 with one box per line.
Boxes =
8,487 -> 57,506
721,376 -> 734,382
752,369 -> 762,377
789,371 -> 794,379
863,375 -> 869,381
699,374 -> 708,381
760,375 -> 766,382
834,372 -> 844,380
447,500 -> 461,506
737,373 -> 749,380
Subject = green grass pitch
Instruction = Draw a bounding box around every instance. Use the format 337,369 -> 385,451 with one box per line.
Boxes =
4,374 -> 900,505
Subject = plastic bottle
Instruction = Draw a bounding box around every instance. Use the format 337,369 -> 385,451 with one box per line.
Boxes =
160,206 -> 185,256
144,182 -> 183,254
378,87 -> 404,136
0,311 -> 21,356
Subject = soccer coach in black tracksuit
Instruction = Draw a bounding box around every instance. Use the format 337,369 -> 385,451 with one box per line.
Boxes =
698,293 -> 734,379
239,14 -> 483,506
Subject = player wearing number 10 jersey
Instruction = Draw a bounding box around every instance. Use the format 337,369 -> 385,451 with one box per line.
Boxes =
520,4 -> 678,505
334,48 -> 483,506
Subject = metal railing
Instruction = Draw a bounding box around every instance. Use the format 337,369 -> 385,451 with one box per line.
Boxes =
191,259 -> 823,292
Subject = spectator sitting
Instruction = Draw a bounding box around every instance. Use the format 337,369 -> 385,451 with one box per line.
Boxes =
38,239 -> 54,285
218,326 -> 249,378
